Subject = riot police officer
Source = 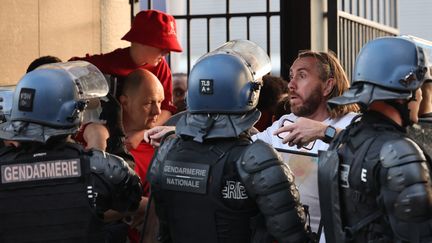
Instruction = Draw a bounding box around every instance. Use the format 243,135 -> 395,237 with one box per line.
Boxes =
318,36 -> 432,243
0,61 -> 142,243
147,40 -> 312,243
408,66 -> 432,156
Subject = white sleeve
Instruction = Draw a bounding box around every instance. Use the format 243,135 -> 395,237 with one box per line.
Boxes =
252,117 -> 283,144
252,128 -> 271,143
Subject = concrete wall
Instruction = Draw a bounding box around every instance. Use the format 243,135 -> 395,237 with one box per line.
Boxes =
100,0 -> 130,53
0,0 -> 130,86
0,0 -> 39,86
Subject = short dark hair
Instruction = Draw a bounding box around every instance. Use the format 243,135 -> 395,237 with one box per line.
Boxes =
26,56 -> 62,73
273,95 -> 291,121
257,74 -> 289,111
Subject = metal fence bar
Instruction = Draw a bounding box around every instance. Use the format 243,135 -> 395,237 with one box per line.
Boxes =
336,11 -> 399,80
172,12 -> 280,20
357,0 -> 360,17
383,0 -> 387,25
247,17 -> 250,40
226,0 -> 230,42
328,0 -> 398,81
328,0 -> 338,54
363,0 -> 367,18
391,0 -> 394,26
172,7 -> 280,74
186,0 -> 191,73
338,11 -> 398,34
206,18 -> 210,53
266,0 -> 270,56
139,0 -> 398,78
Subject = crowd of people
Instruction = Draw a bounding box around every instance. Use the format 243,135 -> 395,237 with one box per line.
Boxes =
0,8 -> 431,243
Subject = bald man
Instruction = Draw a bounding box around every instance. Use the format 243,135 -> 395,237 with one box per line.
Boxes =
118,69 -> 164,243
120,69 -> 164,192
121,70 -> 164,134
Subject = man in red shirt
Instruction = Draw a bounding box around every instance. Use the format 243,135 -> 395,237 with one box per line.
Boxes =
119,68 -> 164,243
70,10 -> 181,242
120,69 -> 164,194
71,9 -> 182,125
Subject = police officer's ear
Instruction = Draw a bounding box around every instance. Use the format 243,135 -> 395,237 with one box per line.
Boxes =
323,77 -> 335,98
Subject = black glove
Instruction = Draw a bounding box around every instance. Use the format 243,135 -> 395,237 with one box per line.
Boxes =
99,93 -> 135,168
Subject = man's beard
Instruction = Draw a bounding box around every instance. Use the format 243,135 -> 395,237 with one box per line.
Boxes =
290,85 -> 325,117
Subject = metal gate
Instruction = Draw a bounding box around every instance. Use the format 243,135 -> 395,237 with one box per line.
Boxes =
328,0 -> 399,80
138,0 -> 283,76
136,0 -> 399,81
172,0 -> 282,77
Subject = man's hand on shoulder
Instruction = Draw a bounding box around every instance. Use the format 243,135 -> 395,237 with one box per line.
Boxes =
144,126 -> 176,147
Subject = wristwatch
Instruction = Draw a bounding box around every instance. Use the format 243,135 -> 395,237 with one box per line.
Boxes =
323,125 -> 337,143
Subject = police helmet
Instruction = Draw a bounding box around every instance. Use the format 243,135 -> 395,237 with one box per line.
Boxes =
186,40 -> 271,114
11,68 -> 85,128
0,61 -> 108,142
329,36 -> 432,107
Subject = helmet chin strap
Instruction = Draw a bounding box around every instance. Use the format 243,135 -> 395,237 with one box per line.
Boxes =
384,100 -> 412,127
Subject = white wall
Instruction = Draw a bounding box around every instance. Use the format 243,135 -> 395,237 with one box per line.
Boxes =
399,0 -> 432,41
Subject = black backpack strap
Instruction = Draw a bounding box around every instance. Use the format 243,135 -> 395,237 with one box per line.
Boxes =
318,122 -> 378,242
344,210 -> 383,240
318,141 -> 345,242
208,138 -> 251,165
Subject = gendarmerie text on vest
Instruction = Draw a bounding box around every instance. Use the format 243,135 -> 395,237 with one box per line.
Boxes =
1,159 -> 81,183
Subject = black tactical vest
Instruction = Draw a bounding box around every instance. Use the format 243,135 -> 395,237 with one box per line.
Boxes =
319,114 -> 405,243
151,136 -> 259,243
408,119 -> 432,158
0,143 -> 104,243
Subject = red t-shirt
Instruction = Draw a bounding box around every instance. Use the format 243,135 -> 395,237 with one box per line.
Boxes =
129,141 -> 155,196
72,123 -> 90,147
128,141 -> 155,243
70,48 -> 176,113
71,49 -> 169,243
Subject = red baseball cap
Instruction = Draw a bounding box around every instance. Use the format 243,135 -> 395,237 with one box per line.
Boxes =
122,10 -> 183,52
